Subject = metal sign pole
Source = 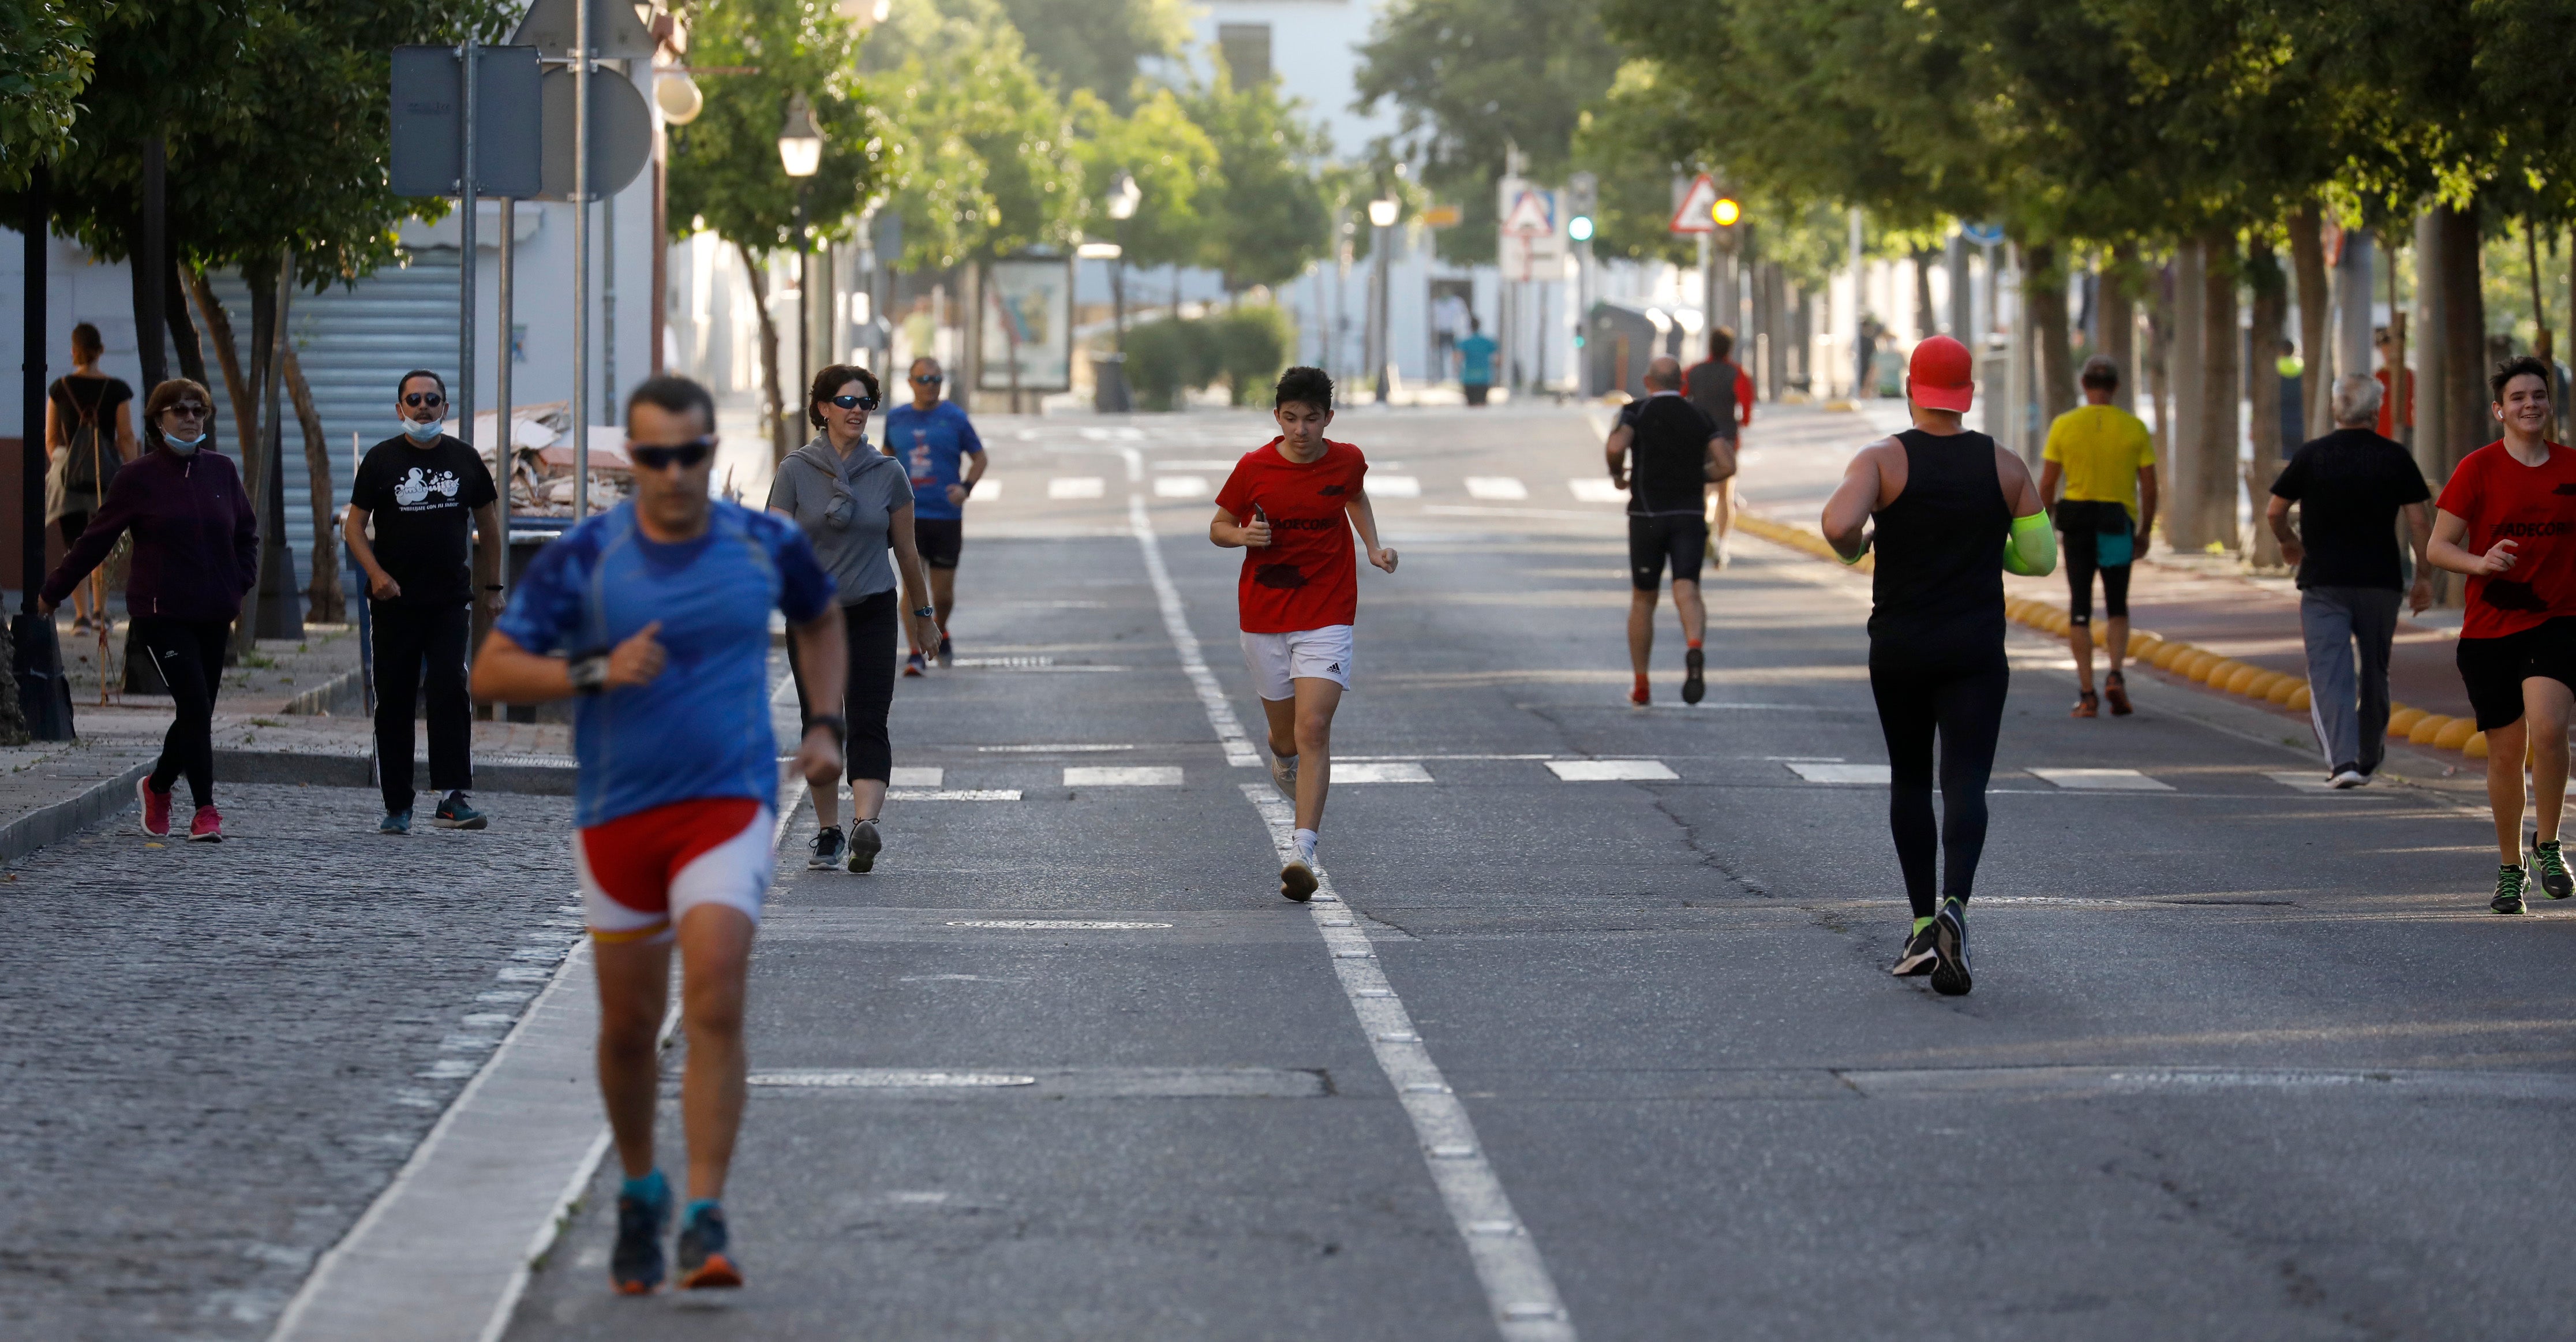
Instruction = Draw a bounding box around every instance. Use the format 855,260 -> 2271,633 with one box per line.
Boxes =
496,196 -> 514,555
458,37 -> 478,461
571,0 -> 591,519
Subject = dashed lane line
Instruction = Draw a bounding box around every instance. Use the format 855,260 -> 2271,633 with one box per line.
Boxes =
1066,765 -> 1185,787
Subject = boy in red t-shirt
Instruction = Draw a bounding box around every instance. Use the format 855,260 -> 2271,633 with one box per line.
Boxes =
2427,356 -> 2575,914
1210,367 -> 1399,900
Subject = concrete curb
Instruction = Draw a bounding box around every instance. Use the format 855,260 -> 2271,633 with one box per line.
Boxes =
280,668 -> 365,717
0,758 -> 155,867
212,749 -> 578,795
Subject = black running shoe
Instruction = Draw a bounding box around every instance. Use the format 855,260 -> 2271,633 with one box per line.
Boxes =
937,633 -> 954,669
1891,921 -> 1938,977
675,1205 -> 742,1289
2492,865 -> 2530,915
2534,841 -> 2573,900
612,1182 -> 671,1295
808,825 -> 845,870
1929,898 -> 1972,996
1682,646 -> 1706,705
848,817 -> 882,873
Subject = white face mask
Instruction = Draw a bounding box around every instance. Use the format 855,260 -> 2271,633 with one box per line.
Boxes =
164,433 -> 204,454
403,418 -> 443,444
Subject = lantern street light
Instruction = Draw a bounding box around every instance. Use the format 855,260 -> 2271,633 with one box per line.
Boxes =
1367,196 -> 1399,402
779,94 -> 823,441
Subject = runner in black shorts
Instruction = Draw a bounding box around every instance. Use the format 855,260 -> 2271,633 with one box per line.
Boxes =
1606,357 -> 1727,706
2426,356 -> 2576,914
1821,335 -> 2052,996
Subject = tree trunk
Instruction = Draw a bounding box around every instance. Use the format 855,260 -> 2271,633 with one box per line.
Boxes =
2146,258 -> 2173,498
1912,246 -> 1937,341
2171,245 -> 2206,550
182,266 -> 257,457
2200,230 -> 2242,554
164,253 -> 206,388
283,345 -> 344,623
2102,244 -> 2136,415
2246,241 -> 2287,567
2027,241 -> 2077,430
231,255 -> 284,662
2414,208 -> 2447,481
2288,201 -> 2332,439
737,241 -> 790,462
2438,201 -> 2488,478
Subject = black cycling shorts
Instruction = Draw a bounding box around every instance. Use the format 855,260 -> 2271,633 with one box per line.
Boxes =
2058,502 -> 2132,626
914,518 -> 963,570
1628,514 -> 1708,592
2456,616 -> 2576,731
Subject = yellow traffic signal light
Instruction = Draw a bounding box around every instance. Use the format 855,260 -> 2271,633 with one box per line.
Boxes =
1712,197 -> 1742,226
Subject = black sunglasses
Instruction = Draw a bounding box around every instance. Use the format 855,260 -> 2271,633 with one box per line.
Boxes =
628,437 -> 714,470
403,391 -> 445,409
164,401 -> 211,418
911,373 -> 943,386
830,394 -> 880,411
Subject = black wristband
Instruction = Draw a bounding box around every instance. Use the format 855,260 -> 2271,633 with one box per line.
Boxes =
807,713 -> 848,739
567,653 -> 610,694
959,480 -> 975,496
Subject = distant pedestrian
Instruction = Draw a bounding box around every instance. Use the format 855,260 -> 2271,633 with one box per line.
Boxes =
43,322 -> 138,633
1457,317 -> 1497,407
879,356 -> 983,672
2038,355 -> 2158,717
2264,373 -> 2432,789
40,379 -> 256,843
1682,327 -> 1752,567
2373,328 -> 2414,442
1853,314 -> 1884,399
1607,356 -> 1725,706
345,370 -> 503,835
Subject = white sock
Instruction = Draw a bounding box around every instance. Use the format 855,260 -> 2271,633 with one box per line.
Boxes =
1293,828 -> 1319,863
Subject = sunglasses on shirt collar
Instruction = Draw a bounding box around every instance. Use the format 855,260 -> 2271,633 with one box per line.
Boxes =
829,393 -> 880,411
628,436 -> 715,470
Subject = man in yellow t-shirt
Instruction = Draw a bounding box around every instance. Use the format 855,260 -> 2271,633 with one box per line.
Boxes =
2039,356 -> 2159,719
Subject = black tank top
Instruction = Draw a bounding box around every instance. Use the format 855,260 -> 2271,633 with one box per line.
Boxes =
1869,428 -> 2012,644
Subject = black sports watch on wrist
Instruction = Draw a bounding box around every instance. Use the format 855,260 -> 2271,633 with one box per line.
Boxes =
807,713 -> 848,739
567,653 -> 610,694
913,605 -> 936,619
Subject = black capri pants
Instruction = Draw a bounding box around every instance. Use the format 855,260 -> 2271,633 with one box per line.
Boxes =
788,587 -> 898,784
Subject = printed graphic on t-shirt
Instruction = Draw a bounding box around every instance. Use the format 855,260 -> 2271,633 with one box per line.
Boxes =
907,431 -> 937,489
392,466 -> 463,509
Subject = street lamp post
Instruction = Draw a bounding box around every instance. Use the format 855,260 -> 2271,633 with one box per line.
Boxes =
778,93 -> 823,450
1368,196 -> 1398,404
1098,171 -> 1141,413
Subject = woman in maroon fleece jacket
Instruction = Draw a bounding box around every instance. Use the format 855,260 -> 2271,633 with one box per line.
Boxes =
40,378 -> 258,842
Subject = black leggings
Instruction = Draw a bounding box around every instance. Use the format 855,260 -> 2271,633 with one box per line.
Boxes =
134,616 -> 230,809
788,588 -> 898,784
1869,642 -> 2010,919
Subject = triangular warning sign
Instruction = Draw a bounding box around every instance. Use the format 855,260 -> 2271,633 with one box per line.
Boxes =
1669,174 -> 1718,234
511,0 -> 658,58
1501,189 -> 1555,238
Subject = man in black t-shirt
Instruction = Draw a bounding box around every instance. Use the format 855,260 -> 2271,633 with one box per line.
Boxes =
345,369 -> 503,832
2267,372 -> 2434,787
1605,356 -> 1727,706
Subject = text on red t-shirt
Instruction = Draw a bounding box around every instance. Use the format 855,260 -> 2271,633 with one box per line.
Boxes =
2435,439 -> 2576,639
1214,438 -> 1368,634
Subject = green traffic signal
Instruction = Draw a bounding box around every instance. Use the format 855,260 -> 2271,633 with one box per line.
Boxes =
1568,214 -> 1595,242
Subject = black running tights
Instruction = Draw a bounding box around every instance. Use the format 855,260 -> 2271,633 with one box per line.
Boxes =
788,588 -> 897,783
134,616 -> 230,810
1869,647 -> 2010,919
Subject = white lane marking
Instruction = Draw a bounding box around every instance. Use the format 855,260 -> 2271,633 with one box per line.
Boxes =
1765,755 -> 1845,762
2265,771 -> 2349,794
1049,476 -> 1106,499
1372,474 -> 1423,498
1465,476 -> 1529,500
1122,484 -> 1260,767
949,655 -> 1055,667
1339,761 -> 1435,783
971,477 -> 1000,500
1343,753 -> 1555,762
1566,479 -> 1627,503
750,1071 -> 1036,1087
1152,474 -> 1211,499
1422,504 -> 1632,522
2028,767 -> 2174,792
946,919 -> 1175,929
1242,785 -> 1575,1340
1066,765 -> 1184,786
1155,458 -> 1244,470
1547,758 -> 1679,782
890,767 -> 943,787
886,788 -> 1022,801
978,742 -> 1136,752
1784,762 -> 1892,784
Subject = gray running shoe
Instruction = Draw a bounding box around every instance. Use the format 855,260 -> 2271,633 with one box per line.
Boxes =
1267,751 -> 1299,799
848,818 -> 882,873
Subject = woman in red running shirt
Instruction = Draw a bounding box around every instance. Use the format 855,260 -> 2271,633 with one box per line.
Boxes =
1210,367 -> 1398,902
2427,356 -> 2576,914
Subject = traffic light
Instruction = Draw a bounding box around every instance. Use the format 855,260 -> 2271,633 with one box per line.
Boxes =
1712,196 -> 1743,251
1566,171 -> 1597,246
1568,214 -> 1595,242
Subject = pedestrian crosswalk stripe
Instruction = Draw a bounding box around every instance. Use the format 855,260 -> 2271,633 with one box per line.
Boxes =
1784,762 -> 1890,784
1065,765 -> 1184,786
2028,768 -> 2174,792
970,478 -> 1000,500
1566,478 -> 1627,503
978,743 -> 1136,752
1465,476 -> 1529,500
1372,474 -> 1422,497
1547,758 -> 1678,782
752,1070 -> 1038,1087
1152,474 -> 1210,499
889,767 -> 943,787
1339,761 -> 1433,783
887,788 -> 1022,801
1049,476 -> 1105,499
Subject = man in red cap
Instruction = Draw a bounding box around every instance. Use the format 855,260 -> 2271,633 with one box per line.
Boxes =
1819,334 -> 2053,996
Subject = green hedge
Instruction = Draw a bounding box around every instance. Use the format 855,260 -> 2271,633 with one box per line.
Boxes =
1119,305 -> 1297,410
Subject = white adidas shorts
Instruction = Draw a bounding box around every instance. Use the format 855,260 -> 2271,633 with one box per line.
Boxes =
1241,625 -> 1354,701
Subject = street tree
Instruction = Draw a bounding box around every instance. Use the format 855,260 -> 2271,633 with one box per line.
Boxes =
1178,70 -> 1329,296
0,0 -> 92,190
1069,85 -> 1216,270
991,0 -> 1190,110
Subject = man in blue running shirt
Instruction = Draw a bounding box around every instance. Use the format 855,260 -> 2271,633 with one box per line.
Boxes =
472,375 -> 847,1295
879,356 -> 986,672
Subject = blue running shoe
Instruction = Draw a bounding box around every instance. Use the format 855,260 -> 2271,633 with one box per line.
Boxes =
379,809 -> 411,835
612,1176 -> 672,1295
1930,898 -> 1973,997
675,1203 -> 742,1289
433,791 -> 487,831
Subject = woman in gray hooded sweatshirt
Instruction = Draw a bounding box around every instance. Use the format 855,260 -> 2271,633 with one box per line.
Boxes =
769,364 -> 939,873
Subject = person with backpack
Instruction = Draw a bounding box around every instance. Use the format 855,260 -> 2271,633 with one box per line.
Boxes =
43,322 -> 138,633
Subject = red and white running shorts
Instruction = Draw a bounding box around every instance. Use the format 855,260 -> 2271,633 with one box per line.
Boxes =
572,797 -> 775,944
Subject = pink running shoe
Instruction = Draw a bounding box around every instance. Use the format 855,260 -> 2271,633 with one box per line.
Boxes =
137,776 -> 173,838
188,805 -> 224,843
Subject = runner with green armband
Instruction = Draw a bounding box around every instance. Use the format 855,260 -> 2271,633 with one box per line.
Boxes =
1822,335 -> 2048,996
